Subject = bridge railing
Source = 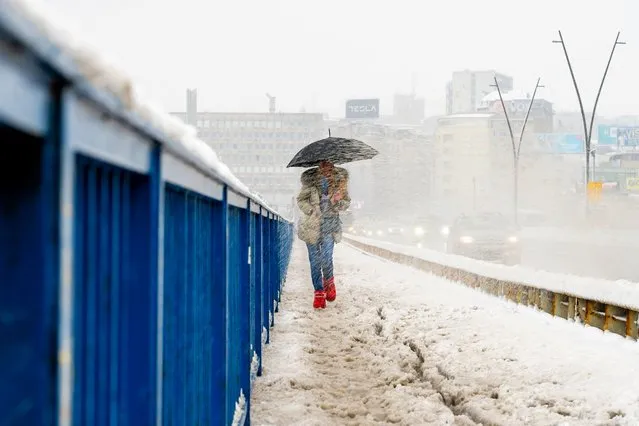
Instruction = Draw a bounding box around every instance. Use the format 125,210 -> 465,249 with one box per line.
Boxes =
0,4 -> 293,425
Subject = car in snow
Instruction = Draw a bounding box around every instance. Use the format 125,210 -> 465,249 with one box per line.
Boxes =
383,224 -> 406,242
409,214 -> 451,250
341,210 -> 354,228
446,212 -> 521,265
348,217 -> 382,238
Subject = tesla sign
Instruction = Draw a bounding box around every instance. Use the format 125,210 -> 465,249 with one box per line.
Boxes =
345,99 -> 380,119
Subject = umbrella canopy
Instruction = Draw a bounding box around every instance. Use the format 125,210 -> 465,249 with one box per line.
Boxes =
286,136 -> 379,168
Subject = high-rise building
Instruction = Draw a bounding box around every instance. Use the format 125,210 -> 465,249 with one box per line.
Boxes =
446,70 -> 513,114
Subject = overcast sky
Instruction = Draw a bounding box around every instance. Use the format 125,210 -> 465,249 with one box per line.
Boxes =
36,0 -> 639,118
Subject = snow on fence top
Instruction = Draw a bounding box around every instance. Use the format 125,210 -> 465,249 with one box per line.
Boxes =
1,0 -> 283,218
347,234 -> 639,311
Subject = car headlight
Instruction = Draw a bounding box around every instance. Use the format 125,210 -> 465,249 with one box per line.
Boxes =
376,230 -> 384,236
507,236 -> 518,243
348,226 -> 355,233
460,236 -> 474,244
440,226 -> 450,236
387,227 -> 393,233
414,227 -> 425,236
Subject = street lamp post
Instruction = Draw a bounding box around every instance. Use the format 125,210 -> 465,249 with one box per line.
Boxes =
491,77 -> 544,224
552,30 -> 625,185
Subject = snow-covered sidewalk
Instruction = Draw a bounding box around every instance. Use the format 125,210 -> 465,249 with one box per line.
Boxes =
251,242 -> 639,425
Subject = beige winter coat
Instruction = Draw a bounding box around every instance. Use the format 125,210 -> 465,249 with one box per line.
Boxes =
296,167 -> 351,244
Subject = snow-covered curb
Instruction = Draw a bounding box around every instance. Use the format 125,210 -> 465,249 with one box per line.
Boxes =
345,234 -> 639,312
1,0 -> 288,219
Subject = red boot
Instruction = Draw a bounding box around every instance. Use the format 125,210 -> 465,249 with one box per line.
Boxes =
313,290 -> 326,309
324,277 -> 336,302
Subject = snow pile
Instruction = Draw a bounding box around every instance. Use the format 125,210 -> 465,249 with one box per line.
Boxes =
251,242 -> 639,425
5,0 -> 135,107
346,234 -> 639,311
250,350 -> 260,383
3,0 -> 278,213
231,390 -> 247,426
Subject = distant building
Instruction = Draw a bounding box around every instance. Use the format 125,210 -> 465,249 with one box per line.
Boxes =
392,93 -> 426,125
446,70 -> 513,115
477,89 -> 554,133
171,91 -> 326,215
332,122 -> 432,219
554,112 -> 639,141
432,112 -> 568,218
432,113 -> 498,215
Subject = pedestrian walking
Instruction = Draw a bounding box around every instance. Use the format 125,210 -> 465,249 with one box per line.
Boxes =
296,161 -> 350,308
286,132 -> 378,309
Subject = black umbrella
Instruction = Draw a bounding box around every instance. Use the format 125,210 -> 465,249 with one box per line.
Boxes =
286,132 -> 379,168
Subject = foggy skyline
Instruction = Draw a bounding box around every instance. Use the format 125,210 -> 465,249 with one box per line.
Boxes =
36,0 -> 639,118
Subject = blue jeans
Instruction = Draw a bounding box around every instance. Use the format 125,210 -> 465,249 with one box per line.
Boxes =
306,232 -> 335,291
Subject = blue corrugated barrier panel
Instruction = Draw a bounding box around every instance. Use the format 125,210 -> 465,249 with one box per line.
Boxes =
252,210 -> 265,378
162,186 -> 226,425
0,127 -> 58,425
72,157 -> 157,426
0,5 -> 294,425
262,216 -> 272,346
226,204 -> 249,425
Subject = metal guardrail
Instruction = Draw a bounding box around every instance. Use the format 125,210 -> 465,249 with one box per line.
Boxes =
0,6 -> 293,426
345,237 -> 639,341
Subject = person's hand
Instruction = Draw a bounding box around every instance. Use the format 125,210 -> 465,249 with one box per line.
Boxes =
331,191 -> 343,203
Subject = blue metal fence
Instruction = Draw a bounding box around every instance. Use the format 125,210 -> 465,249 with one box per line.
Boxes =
0,7 -> 293,425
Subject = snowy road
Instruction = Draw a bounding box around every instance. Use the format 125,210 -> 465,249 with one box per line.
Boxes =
251,242 -> 639,425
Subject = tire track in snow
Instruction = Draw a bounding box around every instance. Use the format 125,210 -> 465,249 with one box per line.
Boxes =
369,305 -> 481,426
401,337 -> 499,426
381,303 -> 629,425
